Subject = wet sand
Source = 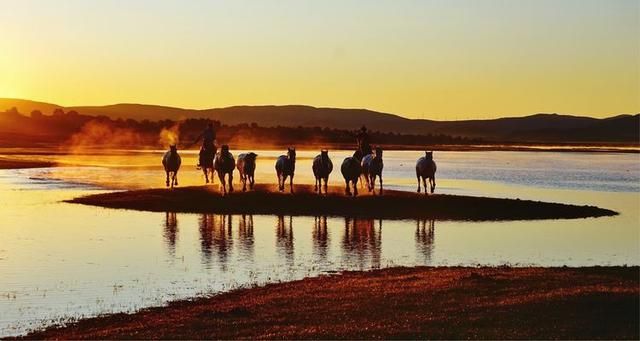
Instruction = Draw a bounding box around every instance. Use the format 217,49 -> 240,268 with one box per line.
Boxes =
20,266 -> 639,340
67,184 -> 616,220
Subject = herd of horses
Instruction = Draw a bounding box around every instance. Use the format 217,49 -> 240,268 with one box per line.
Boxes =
162,145 -> 437,196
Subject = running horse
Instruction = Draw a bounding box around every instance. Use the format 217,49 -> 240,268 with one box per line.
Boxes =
198,144 -> 217,184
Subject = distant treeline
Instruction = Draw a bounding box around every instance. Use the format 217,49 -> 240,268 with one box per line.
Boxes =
0,108 -> 484,148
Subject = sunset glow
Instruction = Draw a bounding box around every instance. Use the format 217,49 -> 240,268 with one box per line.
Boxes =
1,0 -> 638,119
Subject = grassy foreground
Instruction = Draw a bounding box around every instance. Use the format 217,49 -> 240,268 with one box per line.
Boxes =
20,266 -> 639,340
66,184 -> 616,220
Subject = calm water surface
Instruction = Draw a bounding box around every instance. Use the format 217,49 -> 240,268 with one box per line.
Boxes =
0,150 -> 638,336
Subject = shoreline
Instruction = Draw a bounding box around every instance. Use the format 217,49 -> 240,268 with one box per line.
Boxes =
66,184 -> 617,221
18,266 -> 639,340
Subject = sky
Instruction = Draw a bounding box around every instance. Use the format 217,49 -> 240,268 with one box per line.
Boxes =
0,0 -> 638,119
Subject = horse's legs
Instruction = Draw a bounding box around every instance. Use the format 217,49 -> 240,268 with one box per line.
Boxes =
344,179 -> 351,196
353,179 -> 358,197
249,174 -> 255,190
314,177 -> 319,193
417,175 -> 421,193
203,168 -> 209,184
228,173 -> 234,193
218,172 -> 226,194
241,174 -> 247,192
379,174 -> 383,195
289,174 -> 294,193
174,170 -> 178,187
423,177 -> 428,195
166,171 -> 170,187
323,177 -> 328,194
430,174 -> 436,194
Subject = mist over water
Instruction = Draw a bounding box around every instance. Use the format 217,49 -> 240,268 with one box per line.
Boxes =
0,149 -> 638,336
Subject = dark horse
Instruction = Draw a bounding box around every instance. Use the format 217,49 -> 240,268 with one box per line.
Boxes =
341,150 -> 362,196
214,145 -> 235,194
198,145 -> 217,184
275,147 -> 296,193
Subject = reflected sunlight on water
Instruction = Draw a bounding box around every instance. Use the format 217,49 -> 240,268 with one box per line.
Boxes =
0,149 -> 638,336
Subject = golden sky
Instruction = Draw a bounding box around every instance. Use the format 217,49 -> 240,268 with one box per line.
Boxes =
0,0 -> 638,119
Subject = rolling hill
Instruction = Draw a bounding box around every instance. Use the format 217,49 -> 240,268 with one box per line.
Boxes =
1,98 -> 638,143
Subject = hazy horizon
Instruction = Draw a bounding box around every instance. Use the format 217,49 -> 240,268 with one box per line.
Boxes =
1,0 -> 639,120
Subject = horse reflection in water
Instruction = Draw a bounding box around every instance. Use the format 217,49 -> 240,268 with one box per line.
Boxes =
237,214 -> 255,262
313,216 -> 330,263
276,215 -> 294,266
199,214 -> 233,271
416,219 -> 435,264
163,212 -> 178,257
342,217 -> 382,269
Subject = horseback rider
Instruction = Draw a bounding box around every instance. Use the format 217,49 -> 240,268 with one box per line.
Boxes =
193,122 -> 217,168
356,125 -> 373,157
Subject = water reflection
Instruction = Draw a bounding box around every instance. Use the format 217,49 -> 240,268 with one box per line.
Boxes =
163,212 -> 178,257
313,216 -> 330,262
416,219 -> 435,264
343,217 -> 382,269
198,214 -> 233,270
238,214 -> 255,262
276,215 -> 295,266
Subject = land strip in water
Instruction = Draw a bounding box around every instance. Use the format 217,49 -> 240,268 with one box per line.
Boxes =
19,266 -> 639,340
0,157 -> 55,169
66,184 -> 616,220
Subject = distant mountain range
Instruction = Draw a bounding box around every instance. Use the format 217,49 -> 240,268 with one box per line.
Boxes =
1,98 -> 638,143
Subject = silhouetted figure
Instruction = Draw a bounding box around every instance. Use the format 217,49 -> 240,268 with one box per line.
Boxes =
193,122 -> 217,151
416,151 -> 437,194
341,151 -> 362,196
356,126 -> 373,157
237,152 -> 258,191
275,147 -> 296,193
312,150 -> 333,194
361,146 -> 384,194
162,145 -> 181,188
214,145 -> 235,194
195,123 -> 217,179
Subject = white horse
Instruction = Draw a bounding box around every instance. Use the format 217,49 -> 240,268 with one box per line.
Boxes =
236,152 -> 258,192
162,145 -> 181,188
341,151 -> 362,196
214,145 -> 235,194
275,147 -> 296,193
361,146 -> 384,195
312,150 -> 333,194
416,151 -> 437,194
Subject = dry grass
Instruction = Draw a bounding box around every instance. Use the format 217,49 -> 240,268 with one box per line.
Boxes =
20,266 -> 639,340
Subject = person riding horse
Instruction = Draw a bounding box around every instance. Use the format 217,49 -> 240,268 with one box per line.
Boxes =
356,125 -> 372,157
193,122 -> 217,168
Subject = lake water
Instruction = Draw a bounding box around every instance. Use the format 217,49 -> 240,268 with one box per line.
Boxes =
1,149 -> 638,336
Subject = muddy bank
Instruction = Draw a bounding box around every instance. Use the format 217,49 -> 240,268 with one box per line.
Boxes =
0,158 -> 55,169
20,266 -> 639,340
66,184 -> 616,220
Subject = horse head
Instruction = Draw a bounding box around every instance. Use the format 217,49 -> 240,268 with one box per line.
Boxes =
375,146 -> 383,158
221,144 -> 230,155
321,149 -> 329,160
170,144 -> 177,153
426,151 -> 433,160
247,152 -> 258,162
288,147 -> 296,161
